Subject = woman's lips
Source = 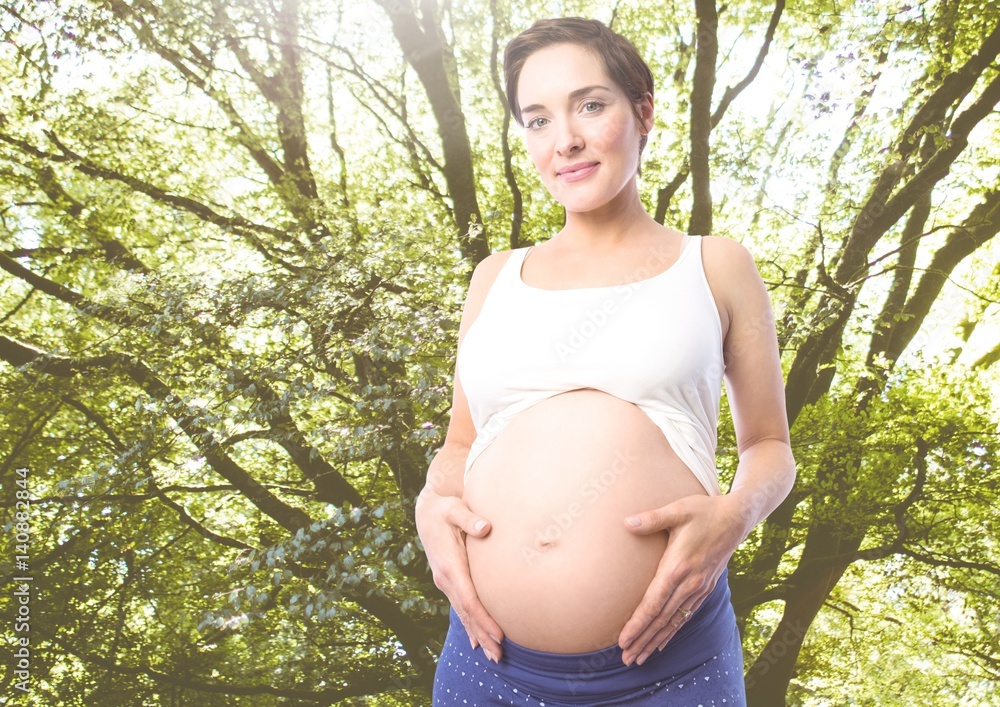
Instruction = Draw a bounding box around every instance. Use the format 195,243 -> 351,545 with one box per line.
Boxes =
558,162 -> 600,183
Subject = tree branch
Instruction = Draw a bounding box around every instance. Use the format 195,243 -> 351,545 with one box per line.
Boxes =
372,0 -> 487,263
102,0 -> 288,192
34,625 -> 421,703
35,165 -> 150,273
709,0 -> 784,127
887,187 -> 1000,362
60,395 -> 255,551
489,0 -> 522,249
0,129 -> 301,272
233,370 -> 364,507
0,334 -> 440,680
838,19 -> 1000,286
0,250 -> 136,325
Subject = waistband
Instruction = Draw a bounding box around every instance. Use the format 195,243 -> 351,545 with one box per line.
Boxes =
448,567 -> 737,702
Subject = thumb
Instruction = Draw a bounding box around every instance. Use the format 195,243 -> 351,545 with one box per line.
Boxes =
445,499 -> 492,537
625,502 -> 685,534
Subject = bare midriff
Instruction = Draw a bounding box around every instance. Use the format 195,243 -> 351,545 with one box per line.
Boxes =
463,387 -> 709,654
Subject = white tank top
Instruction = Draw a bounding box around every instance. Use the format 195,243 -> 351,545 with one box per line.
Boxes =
457,234 -> 726,496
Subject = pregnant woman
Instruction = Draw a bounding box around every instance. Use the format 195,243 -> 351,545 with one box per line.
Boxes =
416,16 -> 797,706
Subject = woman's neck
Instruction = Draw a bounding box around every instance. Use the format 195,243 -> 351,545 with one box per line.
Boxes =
556,180 -> 658,252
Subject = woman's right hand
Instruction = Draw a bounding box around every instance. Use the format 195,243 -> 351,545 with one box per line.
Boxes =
415,487 -> 505,662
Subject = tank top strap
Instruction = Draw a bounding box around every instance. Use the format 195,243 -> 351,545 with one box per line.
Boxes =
669,233 -> 695,274
498,246 -> 532,289
472,247 -> 531,319
680,234 -> 698,276
689,234 -> 704,264
693,234 -> 714,284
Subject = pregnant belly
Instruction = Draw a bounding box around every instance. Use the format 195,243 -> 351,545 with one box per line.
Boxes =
462,388 -> 708,653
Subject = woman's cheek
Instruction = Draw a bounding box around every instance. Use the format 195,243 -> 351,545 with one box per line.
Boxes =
597,117 -> 628,149
527,146 -> 550,178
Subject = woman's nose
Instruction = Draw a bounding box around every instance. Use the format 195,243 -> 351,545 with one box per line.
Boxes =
555,120 -> 584,155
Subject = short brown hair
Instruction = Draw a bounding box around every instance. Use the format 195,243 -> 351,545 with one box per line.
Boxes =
503,17 -> 654,159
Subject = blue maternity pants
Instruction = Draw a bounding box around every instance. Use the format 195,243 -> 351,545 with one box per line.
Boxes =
433,567 -> 746,706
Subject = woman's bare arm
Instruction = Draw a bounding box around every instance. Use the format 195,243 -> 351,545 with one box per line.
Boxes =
415,250 -> 514,663
617,236 -> 797,666
716,236 -> 797,538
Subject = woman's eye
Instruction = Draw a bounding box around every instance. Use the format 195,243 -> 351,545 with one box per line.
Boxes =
526,117 -> 548,130
583,100 -> 604,112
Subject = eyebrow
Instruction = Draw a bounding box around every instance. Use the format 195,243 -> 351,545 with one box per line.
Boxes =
520,84 -> 612,115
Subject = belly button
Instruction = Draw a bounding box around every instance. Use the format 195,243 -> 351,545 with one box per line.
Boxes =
535,537 -> 559,552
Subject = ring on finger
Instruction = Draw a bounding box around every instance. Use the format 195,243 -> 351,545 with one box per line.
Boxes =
678,607 -> 694,622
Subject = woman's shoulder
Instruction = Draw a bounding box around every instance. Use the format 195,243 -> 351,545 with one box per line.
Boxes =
698,235 -> 766,337
699,234 -> 754,261
470,247 -> 524,287
463,247 -> 525,310
699,235 -> 760,282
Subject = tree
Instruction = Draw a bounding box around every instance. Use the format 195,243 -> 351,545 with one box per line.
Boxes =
0,0 -> 997,704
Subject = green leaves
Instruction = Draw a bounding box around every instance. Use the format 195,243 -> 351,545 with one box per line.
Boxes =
1,0 -> 998,703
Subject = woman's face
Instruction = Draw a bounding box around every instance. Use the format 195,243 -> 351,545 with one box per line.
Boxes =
517,42 -> 652,215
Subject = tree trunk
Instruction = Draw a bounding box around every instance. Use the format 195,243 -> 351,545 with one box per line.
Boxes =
744,549 -> 857,704
376,0 -> 489,264
689,0 -> 718,235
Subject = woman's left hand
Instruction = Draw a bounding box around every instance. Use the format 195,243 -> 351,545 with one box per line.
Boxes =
618,492 -> 750,666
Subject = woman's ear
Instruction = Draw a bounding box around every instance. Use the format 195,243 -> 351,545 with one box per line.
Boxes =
638,91 -> 654,134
